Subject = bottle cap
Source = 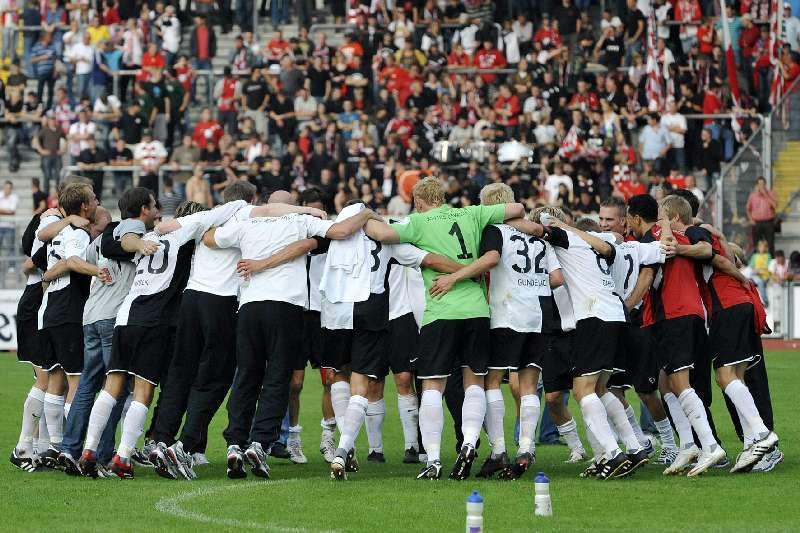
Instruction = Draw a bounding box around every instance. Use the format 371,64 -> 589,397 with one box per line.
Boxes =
535,472 -> 549,483
467,490 -> 483,503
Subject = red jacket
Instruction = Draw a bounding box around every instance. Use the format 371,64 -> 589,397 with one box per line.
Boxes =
474,48 -> 507,83
193,120 -> 223,149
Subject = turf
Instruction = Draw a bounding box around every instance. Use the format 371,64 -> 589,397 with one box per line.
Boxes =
0,351 -> 797,532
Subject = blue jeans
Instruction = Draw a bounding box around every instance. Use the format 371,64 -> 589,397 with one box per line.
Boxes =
271,0 -> 289,26
75,73 -> 90,100
62,319 -> 128,463
625,40 -> 644,67
278,411 -> 290,445
639,401 -> 657,435
191,59 -> 212,103
0,226 -> 15,257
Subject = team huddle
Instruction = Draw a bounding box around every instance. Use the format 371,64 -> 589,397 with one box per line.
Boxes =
10,175 -> 781,482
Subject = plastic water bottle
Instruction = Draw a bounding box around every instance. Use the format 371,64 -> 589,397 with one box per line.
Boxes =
534,472 -> 552,517
465,490 -> 484,533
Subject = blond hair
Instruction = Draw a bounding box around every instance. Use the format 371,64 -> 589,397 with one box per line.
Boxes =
528,205 -> 567,223
659,195 -> 692,225
479,183 -> 514,205
412,176 -> 445,207
59,183 -> 94,216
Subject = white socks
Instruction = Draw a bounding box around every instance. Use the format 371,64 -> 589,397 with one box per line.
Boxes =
625,405 -> 650,448
724,380 -> 769,442
320,417 -> 336,435
337,395 -> 368,453
518,394 -> 541,455
330,381 -> 351,434
365,399 -> 385,454
64,402 -> 72,421
735,405 -> 755,448
38,414 -> 50,453
678,388 -> 717,450
600,392 -> 641,452
579,393 -> 620,460
17,387 -> 45,455
663,392 -> 694,448
43,393 -> 65,446
654,417 -> 677,450
485,388 -> 506,456
584,425 -> 604,462
461,385 -> 486,449
397,394 -> 419,451
556,418 -> 585,453
419,390 -> 443,464
288,425 -> 302,442
84,390 -> 117,452
118,401 -> 149,460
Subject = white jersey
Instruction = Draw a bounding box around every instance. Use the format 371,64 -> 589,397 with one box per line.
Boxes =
184,204 -> 255,297
547,228 -> 626,323
321,240 -> 427,330
305,252 -> 327,312
212,213 -> 334,309
482,224 -> 561,332
116,201 -> 245,327
610,240 -> 665,306
26,214 -> 61,285
38,224 -> 92,329
388,263 -> 425,323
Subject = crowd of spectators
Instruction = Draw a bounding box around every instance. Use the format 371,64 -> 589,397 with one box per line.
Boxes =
0,0 -> 798,225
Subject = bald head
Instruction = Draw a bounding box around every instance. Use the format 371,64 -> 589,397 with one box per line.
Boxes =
267,190 -> 295,205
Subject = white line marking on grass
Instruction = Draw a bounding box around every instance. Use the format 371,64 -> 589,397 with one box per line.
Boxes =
154,480 -> 338,533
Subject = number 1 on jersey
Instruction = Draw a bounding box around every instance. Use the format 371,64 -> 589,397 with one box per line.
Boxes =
449,222 -> 473,260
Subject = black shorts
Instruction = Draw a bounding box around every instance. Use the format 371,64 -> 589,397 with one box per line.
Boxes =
416,317 -> 490,378
299,310 -> 323,371
322,328 -> 390,380
489,328 -> 546,371
649,315 -> 707,374
570,318 -> 622,377
710,303 -> 763,369
38,324 -> 84,375
608,321 -> 659,393
389,312 -> 417,374
541,331 -> 573,393
109,324 -> 174,385
16,283 -> 43,364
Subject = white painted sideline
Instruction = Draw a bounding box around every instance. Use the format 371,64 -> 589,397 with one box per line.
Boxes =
154,481 -> 338,533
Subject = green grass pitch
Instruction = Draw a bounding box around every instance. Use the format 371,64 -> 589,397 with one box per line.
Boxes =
0,351 -> 797,532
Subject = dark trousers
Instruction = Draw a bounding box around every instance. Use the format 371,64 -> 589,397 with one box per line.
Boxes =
151,290 -> 238,450
752,219 -> 776,256
723,353 -> 775,442
224,300 -> 301,449
415,371 -> 467,455
37,75 -> 56,110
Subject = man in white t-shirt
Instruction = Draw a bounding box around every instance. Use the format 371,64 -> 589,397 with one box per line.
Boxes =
133,130 -> 168,193
67,109 -> 97,163
660,99 -> 687,172
0,180 -> 18,256
543,162 -> 574,205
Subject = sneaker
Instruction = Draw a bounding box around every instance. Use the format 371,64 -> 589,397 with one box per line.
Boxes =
345,448 -> 359,472
131,439 -> 155,467
751,448 -> 784,473
654,447 -> 678,466
403,447 -> 420,464
596,452 -> 633,480
330,450 -> 347,481
579,460 -> 600,478
9,449 -> 37,473
626,449 -> 650,473
151,442 -> 178,480
269,441 -> 291,460
58,452 -> 81,476
226,445 -> 247,479
416,460 -> 443,480
192,453 -> 210,466
565,447 -> 587,464
449,443 -> 477,480
367,451 -> 386,463
39,446 -> 60,470
245,442 -> 270,478
498,451 -> 534,480
687,445 -> 727,477
320,431 -> 335,463
475,452 -> 510,479
663,444 -> 700,475
751,431 -> 779,459
166,441 -> 196,480
110,454 -> 134,479
79,449 -> 99,478
96,462 -> 114,478
287,434 -> 308,464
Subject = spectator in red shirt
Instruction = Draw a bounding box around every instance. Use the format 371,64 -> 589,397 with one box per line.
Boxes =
266,30 -> 292,63
614,172 -> 647,200
568,79 -> 600,112
493,84 -> 521,129
192,107 -> 224,149
190,14 -> 216,71
697,17 -> 716,56
739,14 -> 760,92
474,39 -> 507,84
102,0 -> 121,26
533,16 -> 563,48
339,32 -> 364,69
141,42 -> 165,77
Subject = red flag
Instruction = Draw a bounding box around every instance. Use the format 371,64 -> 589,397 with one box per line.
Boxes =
645,1 -> 663,111
769,0 -> 784,107
719,0 -> 741,108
